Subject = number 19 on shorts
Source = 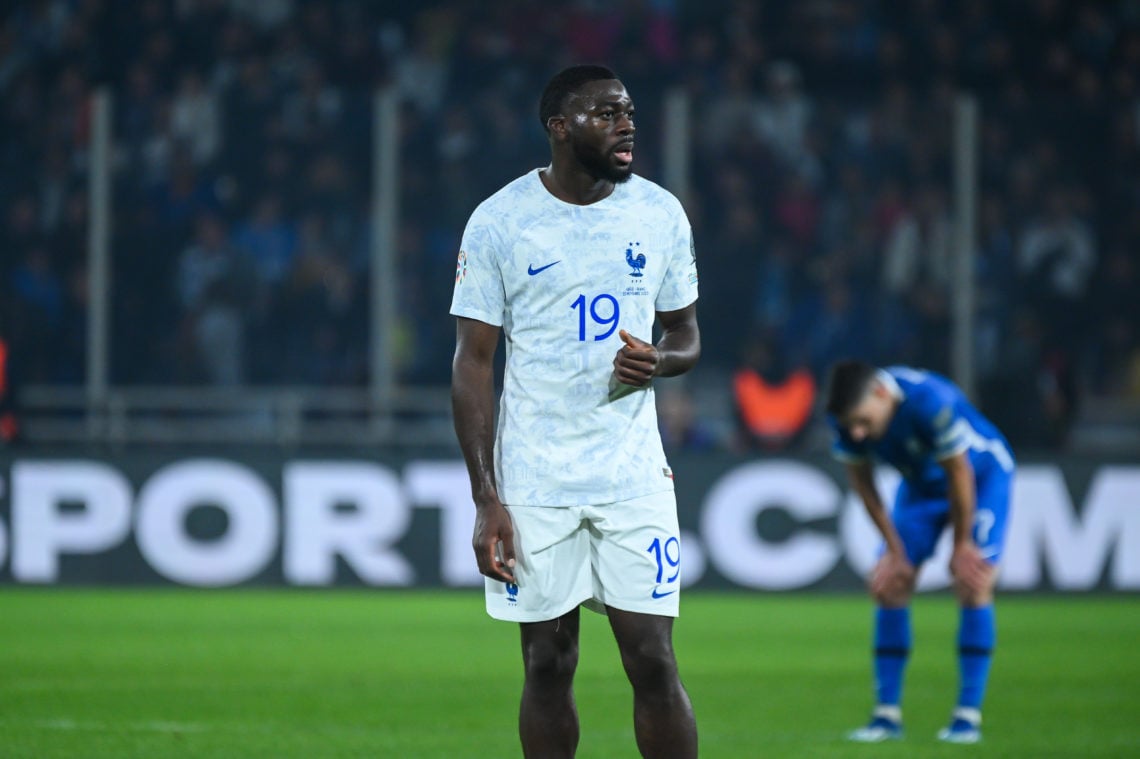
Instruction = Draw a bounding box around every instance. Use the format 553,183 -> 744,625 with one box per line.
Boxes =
647,536 -> 680,598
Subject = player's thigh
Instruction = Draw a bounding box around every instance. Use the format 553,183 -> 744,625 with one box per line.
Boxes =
974,471 -> 1013,564
891,483 -> 948,568
485,504 -> 592,623
587,490 -> 682,617
606,606 -> 679,676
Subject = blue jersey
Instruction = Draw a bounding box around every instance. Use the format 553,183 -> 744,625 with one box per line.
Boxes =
829,367 -> 1014,499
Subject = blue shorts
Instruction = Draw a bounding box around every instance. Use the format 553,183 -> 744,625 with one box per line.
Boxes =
891,471 -> 1012,567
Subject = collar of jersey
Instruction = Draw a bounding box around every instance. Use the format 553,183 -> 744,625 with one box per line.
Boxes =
877,369 -> 905,401
534,168 -> 627,209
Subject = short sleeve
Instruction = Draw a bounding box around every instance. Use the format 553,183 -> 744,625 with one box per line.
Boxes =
654,206 -> 699,313
910,385 -> 970,461
450,207 -> 506,327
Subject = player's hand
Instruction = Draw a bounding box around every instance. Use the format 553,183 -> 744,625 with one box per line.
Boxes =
870,551 -> 915,603
613,329 -> 659,387
950,542 -> 990,596
472,498 -> 516,583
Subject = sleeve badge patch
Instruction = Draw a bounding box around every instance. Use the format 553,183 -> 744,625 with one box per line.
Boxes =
455,250 -> 468,284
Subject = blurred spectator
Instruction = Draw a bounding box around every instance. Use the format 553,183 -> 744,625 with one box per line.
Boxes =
272,212 -> 366,384
170,69 -> 221,167
701,61 -> 760,151
0,0 -> 1135,453
228,0 -> 294,32
234,193 -> 297,289
974,195 -> 1018,378
657,382 -> 720,453
281,65 -> 342,148
0,316 -> 20,445
771,172 -> 820,253
881,182 -> 954,371
1017,185 -> 1097,359
696,183 -> 764,367
176,213 -> 252,385
732,335 -> 815,452
5,227 -> 86,385
750,235 -> 798,336
148,148 -> 222,233
1088,246 -> 1140,397
391,8 -> 454,116
979,308 -> 1078,451
883,183 -> 954,298
754,60 -> 813,172
789,276 -> 872,378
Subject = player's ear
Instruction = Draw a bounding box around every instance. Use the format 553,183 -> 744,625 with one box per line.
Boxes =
547,115 -> 568,141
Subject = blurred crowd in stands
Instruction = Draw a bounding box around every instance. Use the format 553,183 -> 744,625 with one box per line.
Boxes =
2,0 -> 1139,451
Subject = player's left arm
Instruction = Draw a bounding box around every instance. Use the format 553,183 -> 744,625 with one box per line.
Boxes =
940,452 -> 991,594
612,302 -> 700,387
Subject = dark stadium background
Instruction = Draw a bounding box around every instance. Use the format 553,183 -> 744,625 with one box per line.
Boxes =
0,1 -> 1137,589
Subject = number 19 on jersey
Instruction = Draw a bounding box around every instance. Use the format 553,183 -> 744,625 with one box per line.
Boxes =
571,293 -> 620,341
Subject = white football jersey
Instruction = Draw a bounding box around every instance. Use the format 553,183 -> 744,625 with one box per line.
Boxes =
451,169 -> 699,506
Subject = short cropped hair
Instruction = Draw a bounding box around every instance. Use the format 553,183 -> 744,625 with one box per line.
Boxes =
539,64 -> 618,132
825,359 -> 879,418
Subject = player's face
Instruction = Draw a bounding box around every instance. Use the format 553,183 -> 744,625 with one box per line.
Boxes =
563,80 -> 636,183
842,385 -> 894,442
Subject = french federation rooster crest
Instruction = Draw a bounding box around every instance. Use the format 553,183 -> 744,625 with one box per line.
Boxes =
625,242 -> 645,277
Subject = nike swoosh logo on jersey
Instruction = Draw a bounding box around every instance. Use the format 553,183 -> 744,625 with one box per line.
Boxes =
651,588 -> 677,599
527,260 -> 561,275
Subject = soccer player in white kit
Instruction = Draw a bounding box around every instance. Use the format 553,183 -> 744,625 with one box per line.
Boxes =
451,65 -> 701,758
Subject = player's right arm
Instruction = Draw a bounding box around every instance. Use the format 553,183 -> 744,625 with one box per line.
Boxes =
452,316 -> 515,583
846,461 -> 913,599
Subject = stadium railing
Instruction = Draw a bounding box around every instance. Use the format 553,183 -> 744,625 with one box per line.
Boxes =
18,384 -> 455,447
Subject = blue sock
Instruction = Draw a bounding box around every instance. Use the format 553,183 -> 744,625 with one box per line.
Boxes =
874,607 -> 911,708
957,605 -> 996,709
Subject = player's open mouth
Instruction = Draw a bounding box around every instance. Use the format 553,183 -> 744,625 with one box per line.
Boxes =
613,141 -> 634,165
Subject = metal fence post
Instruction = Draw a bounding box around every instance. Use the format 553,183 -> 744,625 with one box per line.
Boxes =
86,88 -> 112,436
371,87 -> 400,429
952,94 -> 978,399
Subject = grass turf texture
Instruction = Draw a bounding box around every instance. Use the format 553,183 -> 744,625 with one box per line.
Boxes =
0,591 -> 1136,758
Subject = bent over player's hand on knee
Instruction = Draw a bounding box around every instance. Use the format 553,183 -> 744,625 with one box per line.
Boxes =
950,542 -> 990,596
472,498 -> 516,583
870,550 -> 915,603
612,329 -> 659,387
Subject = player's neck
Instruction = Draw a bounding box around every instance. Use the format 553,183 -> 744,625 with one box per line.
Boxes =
884,398 -> 901,429
539,162 -> 614,206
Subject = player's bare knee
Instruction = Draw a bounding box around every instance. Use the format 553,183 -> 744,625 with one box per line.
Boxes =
953,580 -> 993,608
522,636 -> 579,686
871,574 -> 914,607
955,588 -> 992,607
872,587 -> 911,607
620,638 -> 679,692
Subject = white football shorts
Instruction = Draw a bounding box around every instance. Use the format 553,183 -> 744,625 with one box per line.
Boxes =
485,489 -> 683,622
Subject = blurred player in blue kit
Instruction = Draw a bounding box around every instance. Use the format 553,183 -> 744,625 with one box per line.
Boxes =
450,65 -> 700,758
826,360 -> 1015,744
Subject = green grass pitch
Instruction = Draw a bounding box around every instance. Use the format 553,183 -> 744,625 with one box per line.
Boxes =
0,590 -> 1136,758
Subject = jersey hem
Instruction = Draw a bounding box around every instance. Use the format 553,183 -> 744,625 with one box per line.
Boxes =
602,596 -> 681,618
654,294 -> 699,313
499,481 -> 675,508
934,441 -> 971,461
486,594 -> 593,623
449,305 -> 503,327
